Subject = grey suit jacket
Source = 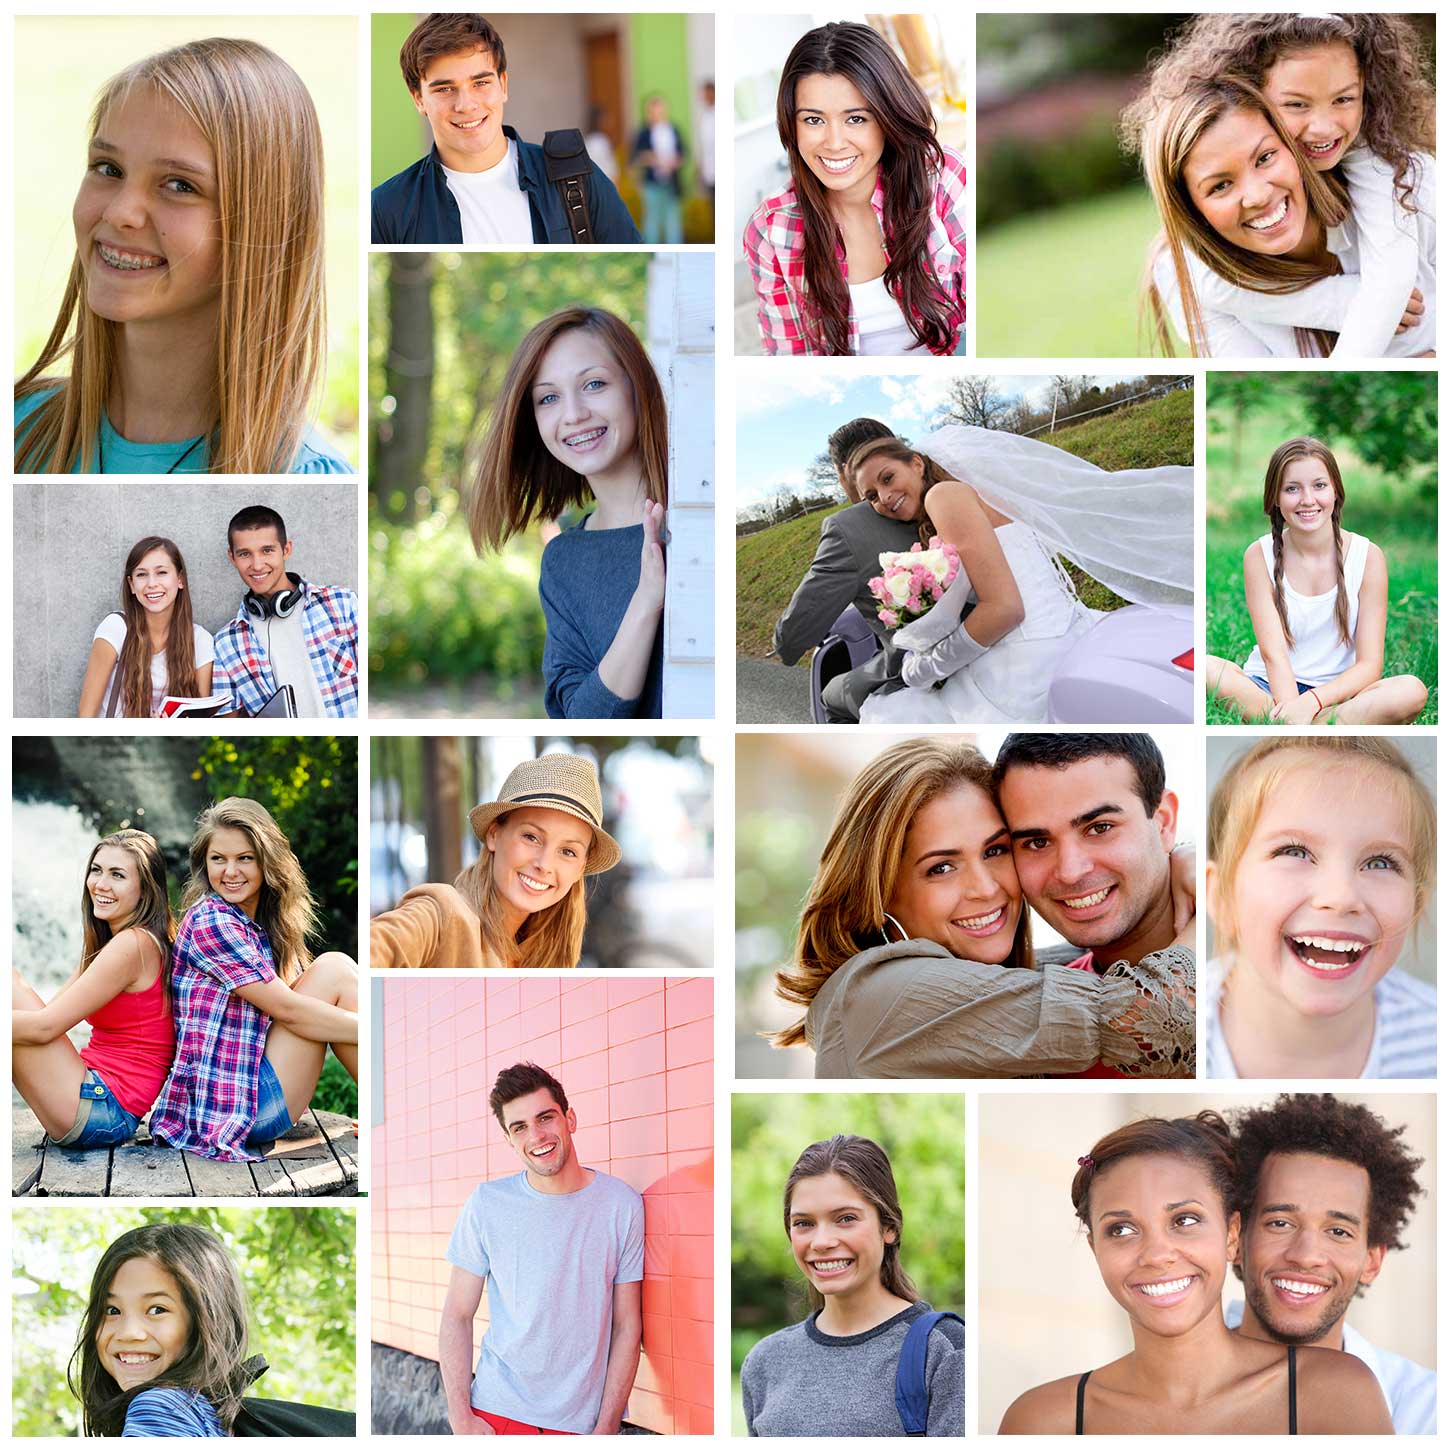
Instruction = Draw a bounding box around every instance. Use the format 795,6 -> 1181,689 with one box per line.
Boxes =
772,503 -> 921,666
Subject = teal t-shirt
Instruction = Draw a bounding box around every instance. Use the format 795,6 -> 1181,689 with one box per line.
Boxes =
13,389 -> 354,474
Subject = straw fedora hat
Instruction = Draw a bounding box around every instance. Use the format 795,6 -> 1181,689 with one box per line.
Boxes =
468,755 -> 621,874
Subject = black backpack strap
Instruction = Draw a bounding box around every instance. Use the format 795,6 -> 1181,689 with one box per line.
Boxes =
894,1310 -> 963,1434
543,129 -> 595,244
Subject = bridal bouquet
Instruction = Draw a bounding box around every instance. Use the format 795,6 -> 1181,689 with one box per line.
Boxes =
869,538 -> 961,630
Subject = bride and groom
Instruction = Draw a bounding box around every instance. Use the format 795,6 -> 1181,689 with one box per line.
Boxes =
773,416 -> 1194,724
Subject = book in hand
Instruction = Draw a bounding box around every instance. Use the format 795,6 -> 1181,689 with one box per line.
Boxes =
159,693 -> 234,718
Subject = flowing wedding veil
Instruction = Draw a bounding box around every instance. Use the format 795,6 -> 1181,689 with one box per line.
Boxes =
915,422 -> 1194,606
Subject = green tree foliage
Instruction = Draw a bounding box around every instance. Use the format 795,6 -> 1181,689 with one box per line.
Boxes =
193,737 -> 358,958
730,1094 -> 966,1363
12,1206 -> 355,1437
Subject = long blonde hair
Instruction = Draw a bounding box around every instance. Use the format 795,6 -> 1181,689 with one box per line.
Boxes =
453,820 -> 588,969
1208,737 -> 1436,950
1262,437 -> 1350,650
1137,75 -> 1347,358
467,307 -> 668,552
183,797 -> 318,982
773,738 -> 1033,1047
16,39 -> 326,474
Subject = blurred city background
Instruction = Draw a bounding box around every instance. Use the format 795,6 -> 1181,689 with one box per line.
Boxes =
733,11 -> 968,353
370,735 -> 714,970
371,12 -> 715,242
15,16 -> 360,464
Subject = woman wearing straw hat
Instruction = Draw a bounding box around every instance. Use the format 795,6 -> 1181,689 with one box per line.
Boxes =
370,755 -> 622,969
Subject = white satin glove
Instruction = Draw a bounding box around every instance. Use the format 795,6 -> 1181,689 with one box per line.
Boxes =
900,623 -> 989,688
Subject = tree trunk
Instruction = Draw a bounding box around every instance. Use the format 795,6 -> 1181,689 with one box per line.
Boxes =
375,252 -> 436,523
421,737 -> 463,883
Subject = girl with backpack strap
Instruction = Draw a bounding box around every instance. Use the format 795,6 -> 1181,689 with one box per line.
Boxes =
740,1134 -> 964,1436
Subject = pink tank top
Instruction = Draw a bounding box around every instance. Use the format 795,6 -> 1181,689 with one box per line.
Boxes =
79,946 -> 177,1116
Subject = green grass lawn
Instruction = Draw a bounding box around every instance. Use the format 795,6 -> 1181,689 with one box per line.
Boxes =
977,188 -> 1177,358
737,389 -> 1192,658
1205,395 -> 1437,724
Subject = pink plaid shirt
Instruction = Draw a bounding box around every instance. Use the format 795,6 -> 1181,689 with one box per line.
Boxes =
742,146 -> 967,356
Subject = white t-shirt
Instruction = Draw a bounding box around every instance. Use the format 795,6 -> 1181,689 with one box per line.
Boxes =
261,606 -> 328,718
848,275 -> 924,355
93,614 -> 214,716
442,140 -> 534,246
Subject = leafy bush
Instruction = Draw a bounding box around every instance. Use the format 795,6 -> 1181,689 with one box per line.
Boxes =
977,119 -> 1138,230
369,516 -> 547,686
312,1053 -> 359,1117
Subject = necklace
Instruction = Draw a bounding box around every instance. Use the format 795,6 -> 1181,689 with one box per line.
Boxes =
98,425 -> 207,474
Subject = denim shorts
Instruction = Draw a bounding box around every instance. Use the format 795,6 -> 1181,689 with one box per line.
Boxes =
246,1056 -> 296,1147
58,1069 -> 141,1149
1249,675 -> 1314,695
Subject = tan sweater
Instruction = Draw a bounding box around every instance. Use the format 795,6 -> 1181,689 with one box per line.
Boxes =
368,883 -> 504,969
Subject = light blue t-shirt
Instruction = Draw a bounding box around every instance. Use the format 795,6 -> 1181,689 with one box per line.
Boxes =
446,1168 -> 644,1433
14,389 -> 353,474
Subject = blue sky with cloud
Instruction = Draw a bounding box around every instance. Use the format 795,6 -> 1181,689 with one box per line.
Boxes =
735,371 -> 1145,508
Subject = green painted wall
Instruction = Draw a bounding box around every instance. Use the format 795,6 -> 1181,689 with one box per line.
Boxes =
630,13 -> 693,189
372,12 -> 430,187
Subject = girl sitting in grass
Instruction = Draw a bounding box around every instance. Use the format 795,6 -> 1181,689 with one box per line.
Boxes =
1204,436 -> 1428,724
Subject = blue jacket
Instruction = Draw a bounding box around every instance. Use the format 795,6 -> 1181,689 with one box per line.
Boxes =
371,127 -> 641,244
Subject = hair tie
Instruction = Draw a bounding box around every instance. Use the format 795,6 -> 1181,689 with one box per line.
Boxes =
1077,1154 -> 1094,1168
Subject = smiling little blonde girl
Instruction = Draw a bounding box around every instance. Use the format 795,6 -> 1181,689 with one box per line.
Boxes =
1206,736 -> 1436,1079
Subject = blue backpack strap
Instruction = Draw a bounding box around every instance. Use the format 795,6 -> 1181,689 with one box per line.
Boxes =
895,1310 -> 964,1435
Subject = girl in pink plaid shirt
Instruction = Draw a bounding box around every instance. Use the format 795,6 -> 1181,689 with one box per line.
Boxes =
150,798 -> 358,1163
742,22 -> 966,356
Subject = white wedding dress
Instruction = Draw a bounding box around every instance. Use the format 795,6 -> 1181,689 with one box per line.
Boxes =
860,522 -> 1100,724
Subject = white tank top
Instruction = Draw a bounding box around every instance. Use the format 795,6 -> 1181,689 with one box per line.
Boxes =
848,275 -> 924,355
1243,531 -> 1369,686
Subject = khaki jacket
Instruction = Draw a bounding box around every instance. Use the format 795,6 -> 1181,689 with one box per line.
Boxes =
369,884 -> 502,969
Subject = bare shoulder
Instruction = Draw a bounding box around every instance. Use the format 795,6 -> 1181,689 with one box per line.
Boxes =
1294,1345 -> 1393,1433
998,1374 -> 1080,1435
91,924 -> 162,982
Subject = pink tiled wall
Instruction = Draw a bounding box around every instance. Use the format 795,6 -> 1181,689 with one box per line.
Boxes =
373,976 -> 714,1436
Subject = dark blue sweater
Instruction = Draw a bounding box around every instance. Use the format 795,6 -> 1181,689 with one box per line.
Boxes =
371,129 -> 641,244
538,517 -> 663,719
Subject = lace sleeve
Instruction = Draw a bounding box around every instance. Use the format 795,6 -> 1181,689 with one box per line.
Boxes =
1097,948 -> 1196,1077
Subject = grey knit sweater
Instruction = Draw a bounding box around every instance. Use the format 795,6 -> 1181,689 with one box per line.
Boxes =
740,1301 -> 965,1437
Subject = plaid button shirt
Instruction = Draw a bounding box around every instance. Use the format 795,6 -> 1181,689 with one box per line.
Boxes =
741,146 -> 967,356
212,578 -> 359,718
150,896 -> 277,1163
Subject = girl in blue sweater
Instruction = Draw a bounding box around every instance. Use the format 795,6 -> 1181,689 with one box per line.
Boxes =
468,306 -> 668,718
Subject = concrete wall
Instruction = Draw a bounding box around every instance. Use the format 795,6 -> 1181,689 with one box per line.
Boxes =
373,976 -> 714,1436
13,483 -> 359,718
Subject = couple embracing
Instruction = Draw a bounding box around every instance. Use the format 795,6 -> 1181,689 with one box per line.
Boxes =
773,733 -> 1194,1079
13,799 -> 358,1164
773,417 -> 1192,725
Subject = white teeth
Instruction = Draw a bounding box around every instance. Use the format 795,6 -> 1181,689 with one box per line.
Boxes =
454,118 -> 484,130
98,242 -> 165,271
1138,1275 -> 1193,1297
1245,197 -> 1290,231
1306,139 -> 1338,154
528,1144 -> 554,1156
565,427 -> 605,447
811,1259 -> 852,1272
1273,1277 -> 1328,1296
1292,935 -> 1365,951
956,907 -> 1005,931
517,873 -> 552,894
1063,887 -> 1111,909
818,156 -> 857,173
1289,935 -> 1367,970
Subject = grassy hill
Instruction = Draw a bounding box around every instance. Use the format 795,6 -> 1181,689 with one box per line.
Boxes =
736,387 -> 1194,659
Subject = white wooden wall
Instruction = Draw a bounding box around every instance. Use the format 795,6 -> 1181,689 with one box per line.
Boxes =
647,252 -> 715,718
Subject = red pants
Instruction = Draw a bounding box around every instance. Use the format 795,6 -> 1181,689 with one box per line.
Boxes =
473,1408 -> 577,1435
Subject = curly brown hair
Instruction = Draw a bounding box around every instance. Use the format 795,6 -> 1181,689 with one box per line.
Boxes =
1122,13 -> 1433,211
1231,1093 -> 1425,1258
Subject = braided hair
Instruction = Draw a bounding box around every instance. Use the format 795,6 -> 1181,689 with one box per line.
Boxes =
1263,437 -> 1350,649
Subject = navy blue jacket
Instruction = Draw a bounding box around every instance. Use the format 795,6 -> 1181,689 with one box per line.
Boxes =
371,127 -> 641,244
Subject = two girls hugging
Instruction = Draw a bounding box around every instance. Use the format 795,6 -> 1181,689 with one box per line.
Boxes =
13,799 -> 358,1163
1125,13 -> 1434,358
14,38 -> 352,474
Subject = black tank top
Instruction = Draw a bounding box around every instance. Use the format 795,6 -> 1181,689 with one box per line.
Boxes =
1074,1346 -> 1297,1434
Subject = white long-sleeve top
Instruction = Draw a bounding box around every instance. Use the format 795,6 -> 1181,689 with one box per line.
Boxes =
1155,149 -> 1435,358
